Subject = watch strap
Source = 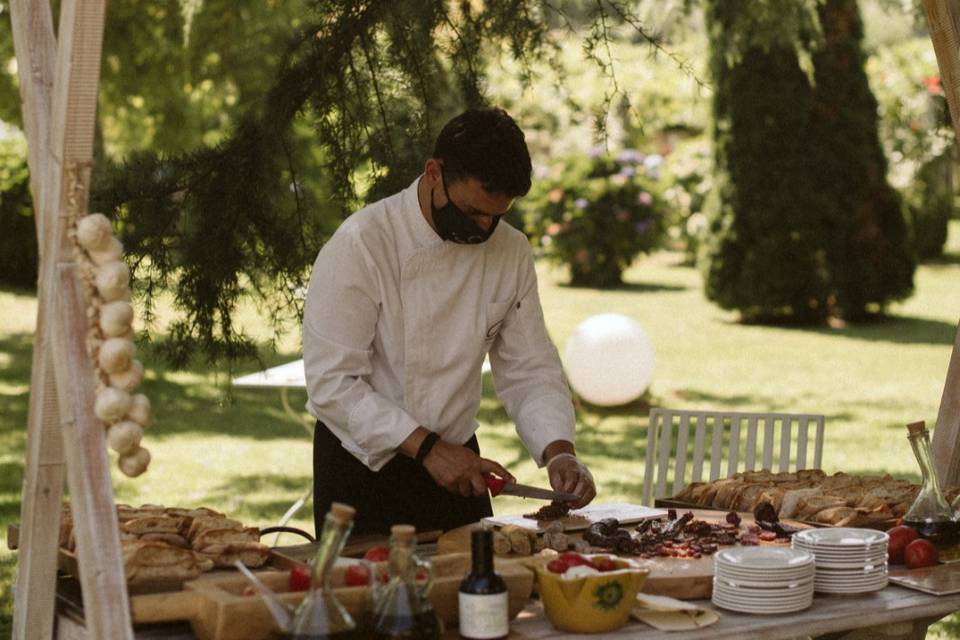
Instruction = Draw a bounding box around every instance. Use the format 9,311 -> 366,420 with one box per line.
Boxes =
415,431 -> 441,464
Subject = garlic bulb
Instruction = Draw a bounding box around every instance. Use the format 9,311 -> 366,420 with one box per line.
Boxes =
76,213 -> 114,252
94,387 -> 132,424
95,260 -> 130,302
106,420 -> 143,456
99,301 -> 134,337
109,359 -> 144,392
98,338 -> 135,374
88,236 -> 124,266
119,446 -> 151,477
126,393 -> 153,428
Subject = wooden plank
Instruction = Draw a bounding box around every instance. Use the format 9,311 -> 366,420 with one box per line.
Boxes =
690,414 -> 707,483
655,412 -> 673,502
53,266 -> 133,638
672,413 -> 691,496
9,2 -> 61,638
814,415 -> 825,469
744,415 -> 758,471
13,348 -> 64,640
923,0 -> 960,486
762,415 -> 775,470
727,415 -> 741,477
9,0 -> 56,233
778,415 -> 792,472
642,410 -> 660,506
796,415 -> 810,469
709,413 -> 723,482
932,321 -> 960,485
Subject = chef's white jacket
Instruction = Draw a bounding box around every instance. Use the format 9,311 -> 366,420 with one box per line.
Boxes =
303,177 -> 576,471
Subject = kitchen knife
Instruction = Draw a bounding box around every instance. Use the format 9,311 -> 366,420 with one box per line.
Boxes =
483,474 -> 578,502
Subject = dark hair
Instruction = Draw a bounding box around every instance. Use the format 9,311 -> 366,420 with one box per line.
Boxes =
432,107 -> 532,197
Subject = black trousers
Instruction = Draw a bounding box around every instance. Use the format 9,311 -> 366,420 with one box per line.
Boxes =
313,421 -> 493,537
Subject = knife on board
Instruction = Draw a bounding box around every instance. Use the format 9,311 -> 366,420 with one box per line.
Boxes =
483,474 -> 578,502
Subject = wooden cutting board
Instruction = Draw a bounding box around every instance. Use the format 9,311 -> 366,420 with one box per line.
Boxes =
482,502 -> 667,533
439,508 -> 806,600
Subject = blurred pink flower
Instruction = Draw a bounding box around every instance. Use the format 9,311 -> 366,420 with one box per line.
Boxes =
638,191 -> 653,206
548,189 -> 565,203
546,222 -> 564,236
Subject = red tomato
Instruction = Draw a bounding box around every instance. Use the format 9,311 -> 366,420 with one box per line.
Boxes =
344,564 -> 371,587
289,564 -> 311,592
415,567 -> 428,582
559,552 -> 590,567
887,526 -> 920,565
904,539 -> 939,569
589,556 -> 617,572
546,559 -> 568,574
363,546 -> 390,562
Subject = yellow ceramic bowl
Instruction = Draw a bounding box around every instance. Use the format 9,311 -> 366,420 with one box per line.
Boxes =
535,555 -> 649,633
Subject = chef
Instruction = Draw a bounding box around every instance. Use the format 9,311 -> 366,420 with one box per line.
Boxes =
303,107 -> 596,536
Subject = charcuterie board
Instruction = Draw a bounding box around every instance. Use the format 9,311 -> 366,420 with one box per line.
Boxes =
482,502 -> 667,533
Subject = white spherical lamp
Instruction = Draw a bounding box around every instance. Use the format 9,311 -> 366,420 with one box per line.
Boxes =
564,313 -> 655,406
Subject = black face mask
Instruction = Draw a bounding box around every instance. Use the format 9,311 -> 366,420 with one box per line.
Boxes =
430,169 -> 500,244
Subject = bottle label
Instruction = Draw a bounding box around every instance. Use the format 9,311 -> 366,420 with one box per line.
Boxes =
459,592 -> 508,639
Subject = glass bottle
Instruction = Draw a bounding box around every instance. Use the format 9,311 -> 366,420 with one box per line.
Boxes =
287,502 -> 358,640
459,529 -> 508,640
370,524 -> 442,640
904,421 -> 960,557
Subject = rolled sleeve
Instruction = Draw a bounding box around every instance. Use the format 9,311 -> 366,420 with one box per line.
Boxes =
489,251 -> 576,466
303,228 -> 420,471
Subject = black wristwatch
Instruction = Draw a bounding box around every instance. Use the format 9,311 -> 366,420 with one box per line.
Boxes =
415,431 -> 441,464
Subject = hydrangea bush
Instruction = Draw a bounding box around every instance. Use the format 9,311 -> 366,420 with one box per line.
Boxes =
521,149 -> 668,288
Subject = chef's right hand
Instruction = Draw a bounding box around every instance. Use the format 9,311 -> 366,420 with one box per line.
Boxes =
423,440 -> 515,497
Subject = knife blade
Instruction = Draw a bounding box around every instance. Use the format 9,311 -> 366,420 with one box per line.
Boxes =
483,474 -> 578,502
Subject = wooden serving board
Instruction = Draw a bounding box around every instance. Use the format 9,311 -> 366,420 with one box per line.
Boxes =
482,502 -> 667,533
889,562 -> 960,595
150,553 -> 532,640
440,509 -> 808,600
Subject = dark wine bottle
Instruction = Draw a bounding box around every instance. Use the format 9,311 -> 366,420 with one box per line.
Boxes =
458,529 -> 508,640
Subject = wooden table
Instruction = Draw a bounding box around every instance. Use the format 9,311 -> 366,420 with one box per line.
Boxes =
54,575 -> 960,639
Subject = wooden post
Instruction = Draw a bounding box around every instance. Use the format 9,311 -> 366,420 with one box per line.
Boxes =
923,0 -> 960,486
11,0 -> 135,638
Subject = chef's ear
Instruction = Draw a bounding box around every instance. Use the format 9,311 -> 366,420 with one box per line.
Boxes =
424,158 -> 443,184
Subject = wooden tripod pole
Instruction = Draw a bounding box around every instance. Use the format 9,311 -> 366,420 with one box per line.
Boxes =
11,0 -> 134,638
923,0 -> 960,487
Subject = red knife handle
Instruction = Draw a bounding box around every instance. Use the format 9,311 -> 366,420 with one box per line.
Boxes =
484,474 -> 505,497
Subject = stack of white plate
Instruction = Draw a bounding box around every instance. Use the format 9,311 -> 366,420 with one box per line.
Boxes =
712,547 -> 815,614
792,528 -> 889,594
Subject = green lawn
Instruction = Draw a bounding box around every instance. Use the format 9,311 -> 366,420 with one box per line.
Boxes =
1,223 -> 959,636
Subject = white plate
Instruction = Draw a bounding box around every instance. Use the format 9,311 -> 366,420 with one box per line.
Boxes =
814,581 -> 887,594
712,594 -> 813,613
715,547 -> 814,569
713,582 -> 814,601
715,576 -> 814,589
793,528 -> 889,547
815,564 -> 888,574
712,592 -> 813,607
715,568 -> 814,580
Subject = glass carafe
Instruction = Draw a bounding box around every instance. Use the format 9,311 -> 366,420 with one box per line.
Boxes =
904,421 -> 960,559
370,524 -> 442,640
287,502 -> 358,639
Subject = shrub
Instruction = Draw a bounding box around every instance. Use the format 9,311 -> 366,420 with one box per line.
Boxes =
0,135 -> 38,290
521,150 -> 668,288
661,139 -> 712,264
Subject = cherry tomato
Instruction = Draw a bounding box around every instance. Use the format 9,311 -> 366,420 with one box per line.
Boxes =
289,564 -> 311,592
363,546 -> 390,562
589,556 -> 617,572
559,552 -> 590,567
415,567 -> 428,581
547,559 -> 568,574
344,564 -> 371,587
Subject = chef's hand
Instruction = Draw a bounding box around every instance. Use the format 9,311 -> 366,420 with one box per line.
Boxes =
423,440 -> 515,497
547,452 -> 596,509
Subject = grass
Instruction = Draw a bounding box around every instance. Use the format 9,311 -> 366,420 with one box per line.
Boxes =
1,222 -> 959,636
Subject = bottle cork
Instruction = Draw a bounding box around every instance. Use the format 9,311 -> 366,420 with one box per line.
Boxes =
391,524 -> 416,542
329,502 -> 356,524
907,421 -> 927,436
